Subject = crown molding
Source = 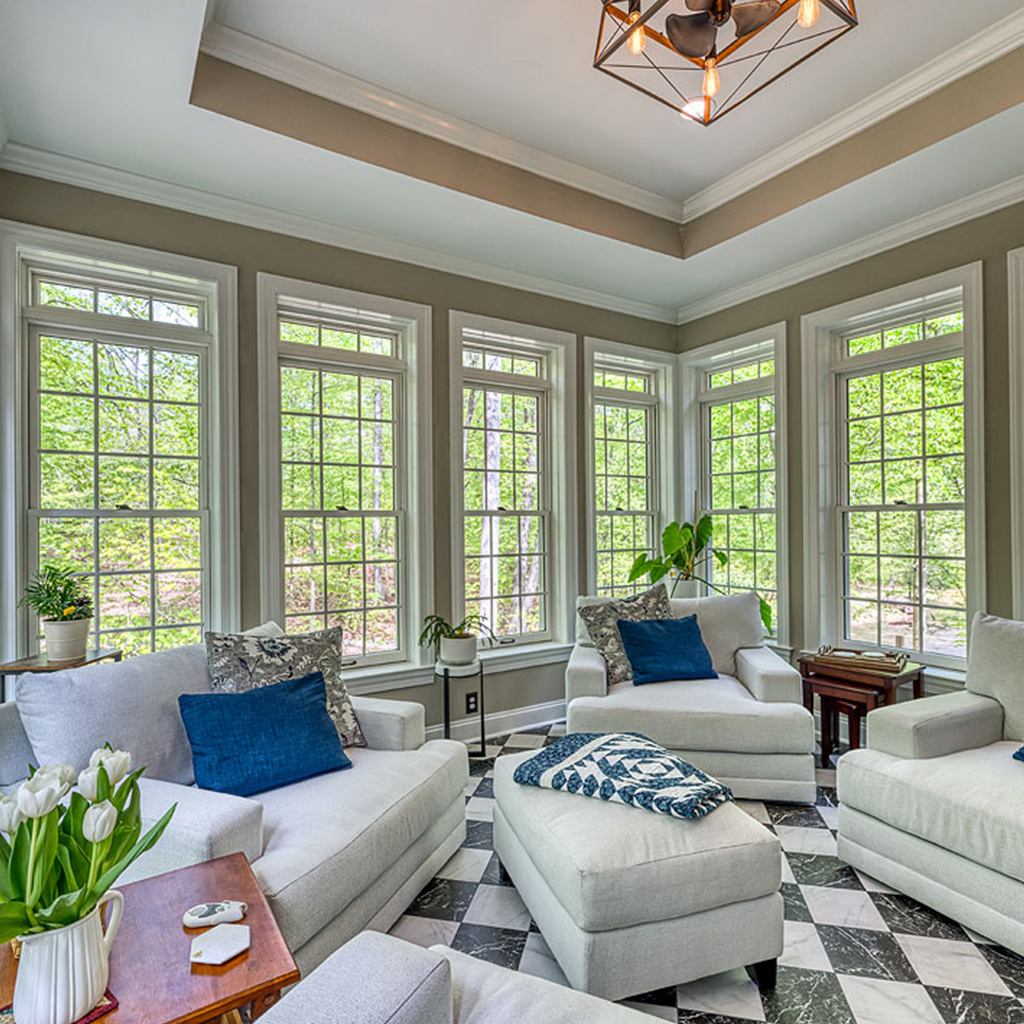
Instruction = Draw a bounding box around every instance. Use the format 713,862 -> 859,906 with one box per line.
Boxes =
682,8 -> 1024,223
0,144 -> 678,325
676,171 -> 1024,324
199,23 -> 685,225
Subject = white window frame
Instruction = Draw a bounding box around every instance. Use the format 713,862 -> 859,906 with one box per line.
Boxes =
257,274 -> 433,686
1010,247 -> 1024,620
801,265 -> 985,670
0,222 -> 240,662
681,323 -> 790,651
450,312 -> 577,652
583,338 -> 678,596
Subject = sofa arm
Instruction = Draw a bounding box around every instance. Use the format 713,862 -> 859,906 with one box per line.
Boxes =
260,932 -> 453,1024
735,646 -> 802,704
121,778 -> 263,884
351,695 -> 426,751
866,690 -> 1004,760
566,644 -> 607,704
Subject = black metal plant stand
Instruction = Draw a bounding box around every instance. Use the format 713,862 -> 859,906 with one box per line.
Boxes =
437,660 -> 486,758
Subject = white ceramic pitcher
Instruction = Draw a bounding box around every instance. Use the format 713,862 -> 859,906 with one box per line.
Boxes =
12,891 -> 123,1024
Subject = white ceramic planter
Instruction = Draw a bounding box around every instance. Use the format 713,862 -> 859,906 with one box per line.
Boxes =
669,576 -> 700,599
42,618 -> 91,663
440,636 -> 478,666
13,891 -> 123,1024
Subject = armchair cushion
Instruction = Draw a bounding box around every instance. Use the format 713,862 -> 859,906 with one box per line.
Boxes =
351,695 -> 426,751
565,645 -> 608,705
966,612 -> 1024,740
734,646 -> 802,704
866,691 -> 1004,760
667,593 -> 764,677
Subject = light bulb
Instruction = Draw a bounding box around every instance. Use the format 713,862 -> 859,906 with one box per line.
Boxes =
702,59 -> 720,99
797,0 -> 819,27
628,9 -> 646,54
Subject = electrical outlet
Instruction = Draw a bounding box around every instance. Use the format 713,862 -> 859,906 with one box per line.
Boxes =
466,692 -> 478,714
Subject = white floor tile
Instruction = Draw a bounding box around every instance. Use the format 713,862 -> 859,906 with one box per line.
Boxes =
895,934 -> 1012,995
463,884 -> 532,931
775,825 -> 838,856
518,932 -> 570,987
838,975 -> 945,1024
817,804 -> 840,829
619,1003 -> 675,1020
779,920 -> 832,972
854,869 -> 896,894
436,847 -> 492,883
781,857 -> 796,885
548,722 -> 567,736
735,799 -> 771,825
465,797 -> 494,822
388,915 -> 459,948
801,885 -> 888,931
676,967 -> 767,1021
502,733 -> 547,749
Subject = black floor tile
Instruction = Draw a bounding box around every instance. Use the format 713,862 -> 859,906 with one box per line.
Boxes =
781,883 -> 813,923
927,986 -> 1024,1024
766,804 -> 829,829
869,892 -> 969,942
785,853 -> 864,889
406,877 -> 477,922
978,943 -> 1024,999
450,923 -> 527,970
816,924 -> 919,982
761,966 -> 855,1024
462,819 -> 493,850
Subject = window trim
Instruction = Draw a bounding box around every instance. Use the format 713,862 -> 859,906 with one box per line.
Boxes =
800,265 -> 984,667
681,323 -> 790,650
449,312 -> 577,646
0,221 -> 239,663
1010,247 -> 1024,620
257,273 -> 433,672
583,338 -> 678,597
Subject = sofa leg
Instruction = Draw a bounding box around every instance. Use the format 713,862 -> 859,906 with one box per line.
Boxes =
746,957 -> 778,992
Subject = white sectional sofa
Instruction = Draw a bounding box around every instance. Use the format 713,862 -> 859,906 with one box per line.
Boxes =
0,642 -> 468,976
566,592 -> 816,802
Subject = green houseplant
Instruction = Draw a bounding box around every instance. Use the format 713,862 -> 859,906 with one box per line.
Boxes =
0,746 -> 175,1024
20,565 -> 94,664
419,614 -> 497,666
628,516 -> 774,634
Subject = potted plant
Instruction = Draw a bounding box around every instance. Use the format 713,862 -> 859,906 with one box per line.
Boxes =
628,516 -> 774,634
419,614 -> 496,666
0,746 -> 175,1024
20,565 -> 94,664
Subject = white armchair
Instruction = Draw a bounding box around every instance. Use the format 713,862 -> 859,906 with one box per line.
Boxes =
566,592 -> 816,803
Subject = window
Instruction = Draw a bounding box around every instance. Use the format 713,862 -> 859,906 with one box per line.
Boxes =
0,224 -> 238,662
585,339 -> 676,597
802,266 -> 984,670
682,325 -> 788,646
258,277 -> 432,673
451,314 -> 576,646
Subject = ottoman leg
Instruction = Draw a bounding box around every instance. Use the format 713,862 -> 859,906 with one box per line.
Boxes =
746,958 -> 778,992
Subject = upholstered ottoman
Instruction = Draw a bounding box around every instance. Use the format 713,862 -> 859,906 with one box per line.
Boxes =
493,750 -> 784,1002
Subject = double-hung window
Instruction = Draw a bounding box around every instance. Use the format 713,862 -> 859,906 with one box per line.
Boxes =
451,314 -> 576,646
258,276 -> 432,671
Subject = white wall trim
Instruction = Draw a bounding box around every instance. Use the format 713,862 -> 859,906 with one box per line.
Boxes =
199,23 -> 684,225
800,264 -> 985,666
1009,247 -> 1024,620
677,172 -> 1024,325
425,698 -> 566,744
681,8 -> 1024,222
0,143 -> 678,326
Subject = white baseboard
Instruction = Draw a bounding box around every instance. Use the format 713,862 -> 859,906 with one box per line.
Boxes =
426,699 -> 566,744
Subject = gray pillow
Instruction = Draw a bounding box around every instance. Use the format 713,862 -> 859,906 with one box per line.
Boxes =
205,626 -> 366,748
16,644 -> 212,784
577,584 -> 671,685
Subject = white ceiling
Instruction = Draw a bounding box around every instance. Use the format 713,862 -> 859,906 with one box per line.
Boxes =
0,0 -> 1023,323
215,0 -> 1024,202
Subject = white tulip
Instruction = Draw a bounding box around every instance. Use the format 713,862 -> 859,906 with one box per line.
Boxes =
0,795 -> 25,835
16,772 -> 68,819
36,764 -> 76,788
88,748 -> 131,786
77,766 -> 101,802
82,800 -> 117,844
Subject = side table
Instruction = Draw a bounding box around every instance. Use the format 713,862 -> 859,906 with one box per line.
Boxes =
436,659 -> 486,758
0,647 -> 123,702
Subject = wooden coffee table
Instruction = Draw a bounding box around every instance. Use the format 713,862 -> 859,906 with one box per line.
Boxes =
0,853 -> 299,1024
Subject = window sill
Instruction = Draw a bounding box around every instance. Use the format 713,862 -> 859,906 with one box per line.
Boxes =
344,641 -> 574,696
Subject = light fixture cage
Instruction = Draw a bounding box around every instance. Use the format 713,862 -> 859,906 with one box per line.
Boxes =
594,0 -> 858,126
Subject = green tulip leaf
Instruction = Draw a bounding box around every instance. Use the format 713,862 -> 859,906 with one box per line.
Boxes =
0,901 -> 33,944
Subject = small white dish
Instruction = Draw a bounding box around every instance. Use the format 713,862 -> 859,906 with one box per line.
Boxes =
189,923 -> 251,966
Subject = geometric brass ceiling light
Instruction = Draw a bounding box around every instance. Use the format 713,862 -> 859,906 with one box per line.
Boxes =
594,0 -> 858,126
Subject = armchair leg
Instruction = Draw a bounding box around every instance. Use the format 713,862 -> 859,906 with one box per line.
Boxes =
746,957 -> 778,992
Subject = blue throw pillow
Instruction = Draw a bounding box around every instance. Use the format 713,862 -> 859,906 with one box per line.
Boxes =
1014,746 -> 1024,765
617,616 -> 719,686
179,672 -> 351,797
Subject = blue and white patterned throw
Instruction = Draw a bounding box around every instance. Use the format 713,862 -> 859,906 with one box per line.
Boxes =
512,732 -> 733,820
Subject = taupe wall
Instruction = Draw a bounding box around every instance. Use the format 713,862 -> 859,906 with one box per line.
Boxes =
0,170 -> 674,726
679,199 -> 1024,657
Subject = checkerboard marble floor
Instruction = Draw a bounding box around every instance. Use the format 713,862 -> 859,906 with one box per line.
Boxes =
389,723 -> 1024,1023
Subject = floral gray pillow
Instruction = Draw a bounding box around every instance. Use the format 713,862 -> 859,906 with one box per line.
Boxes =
578,584 -> 672,686
205,625 -> 366,748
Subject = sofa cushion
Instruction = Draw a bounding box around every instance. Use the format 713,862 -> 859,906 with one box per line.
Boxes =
493,750 -> 780,931
838,741 -> 1024,883
576,585 -> 671,685
251,740 -> 468,951
667,593 -> 764,677
567,675 -> 814,756
966,612 -> 1024,740
16,644 -> 211,784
